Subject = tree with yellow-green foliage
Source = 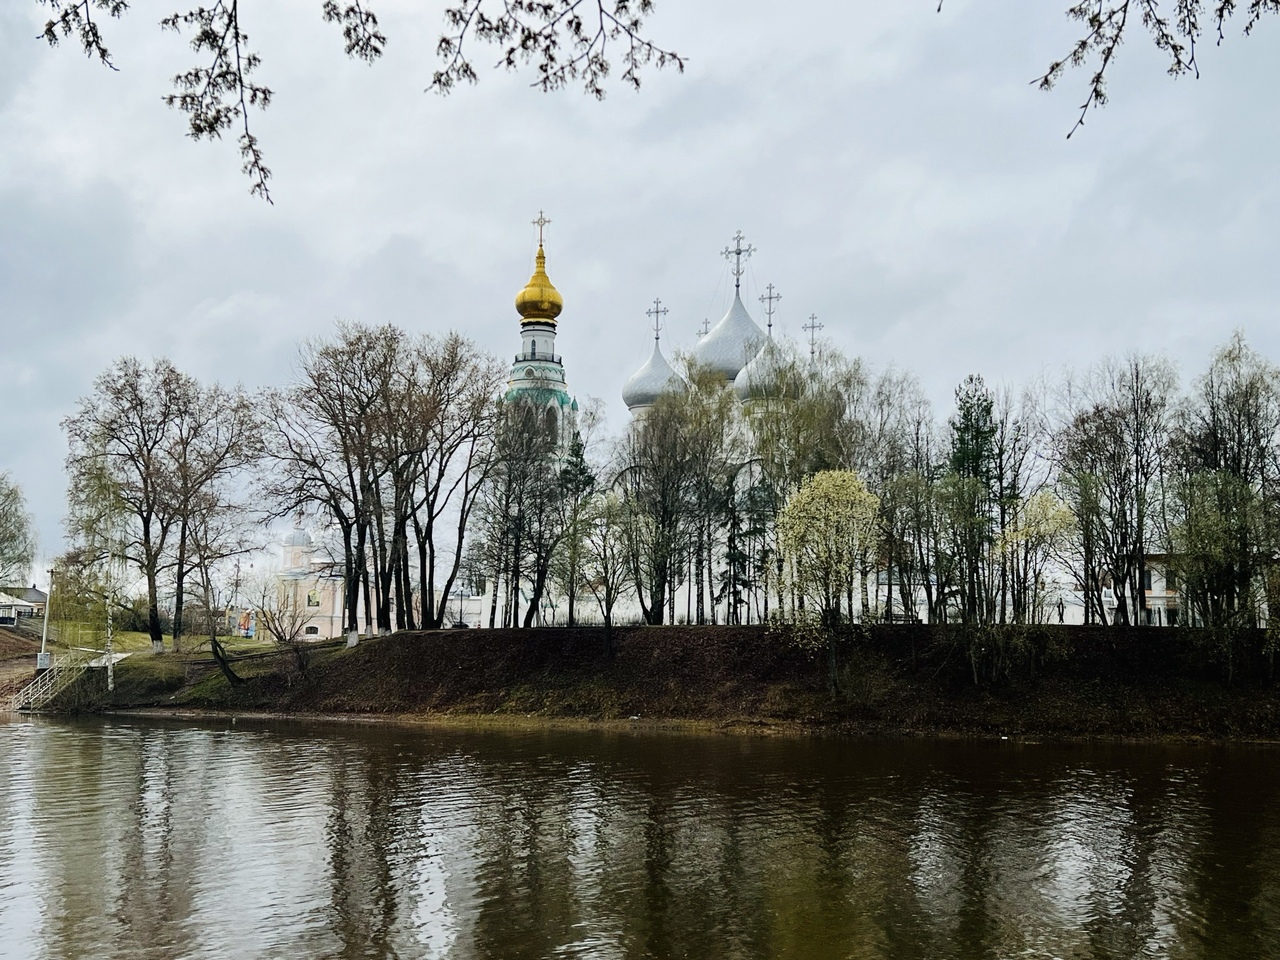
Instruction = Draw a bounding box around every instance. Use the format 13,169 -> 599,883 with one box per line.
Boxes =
778,470 -> 880,630
778,469 -> 880,694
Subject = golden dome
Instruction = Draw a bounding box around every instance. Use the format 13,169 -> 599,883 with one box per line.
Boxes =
515,245 -> 563,323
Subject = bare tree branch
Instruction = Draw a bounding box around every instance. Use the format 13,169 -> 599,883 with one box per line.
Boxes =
160,1 -> 274,201
936,0 -> 1280,136
37,0 -> 129,69
432,0 -> 683,98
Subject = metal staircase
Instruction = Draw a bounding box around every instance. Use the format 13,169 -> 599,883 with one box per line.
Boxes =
6,652 -> 93,712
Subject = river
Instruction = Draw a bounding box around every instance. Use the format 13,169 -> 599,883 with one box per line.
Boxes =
0,716 -> 1277,959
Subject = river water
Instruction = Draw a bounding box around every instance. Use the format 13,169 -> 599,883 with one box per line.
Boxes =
0,716 -> 1278,960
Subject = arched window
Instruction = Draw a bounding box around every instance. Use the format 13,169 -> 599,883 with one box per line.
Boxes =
530,339 -> 537,358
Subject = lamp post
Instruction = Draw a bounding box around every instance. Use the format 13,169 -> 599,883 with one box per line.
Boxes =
37,568 -> 53,671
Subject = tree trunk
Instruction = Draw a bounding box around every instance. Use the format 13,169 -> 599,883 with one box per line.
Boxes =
695,528 -> 705,624
209,636 -> 245,686
146,562 -> 164,654
172,520 -> 188,650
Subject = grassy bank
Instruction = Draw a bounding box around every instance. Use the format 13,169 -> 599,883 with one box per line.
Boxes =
46,623 -> 1280,739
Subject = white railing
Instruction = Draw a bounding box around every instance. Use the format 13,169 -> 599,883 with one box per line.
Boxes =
6,652 -> 93,713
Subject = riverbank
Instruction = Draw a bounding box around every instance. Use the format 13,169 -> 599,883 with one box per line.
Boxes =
45,622 -> 1280,740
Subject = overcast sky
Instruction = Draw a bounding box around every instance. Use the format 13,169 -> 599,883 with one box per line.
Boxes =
4,0 -> 1280,566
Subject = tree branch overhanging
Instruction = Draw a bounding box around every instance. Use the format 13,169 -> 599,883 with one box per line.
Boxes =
431,0 -> 684,99
35,0 -> 680,201
938,0 -> 1280,136
160,1 -> 274,201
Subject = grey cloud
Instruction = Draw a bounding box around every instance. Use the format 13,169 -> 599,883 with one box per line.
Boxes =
4,0 -> 1280,557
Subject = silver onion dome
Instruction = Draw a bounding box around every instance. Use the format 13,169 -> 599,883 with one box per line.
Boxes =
733,337 -> 792,402
622,339 -> 686,411
692,292 -> 765,381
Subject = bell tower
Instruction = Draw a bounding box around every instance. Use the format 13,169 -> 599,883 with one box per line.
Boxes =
505,212 -> 577,439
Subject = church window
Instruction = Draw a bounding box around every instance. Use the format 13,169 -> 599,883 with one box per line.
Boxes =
531,339 -> 537,357
307,589 -> 320,608
305,625 -> 319,636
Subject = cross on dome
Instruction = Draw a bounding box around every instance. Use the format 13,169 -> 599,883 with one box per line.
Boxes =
532,210 -> 552,246
646,297 -> 669,341
759,283 -> 781,337
803,313 -> 824,360
721,230 -> 756,293
698,318 -> 711,338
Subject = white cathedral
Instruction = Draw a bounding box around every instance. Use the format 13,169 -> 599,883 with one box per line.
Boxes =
621,231 -> 798,416
272,223 -> 802,633
504,222 -> 797,442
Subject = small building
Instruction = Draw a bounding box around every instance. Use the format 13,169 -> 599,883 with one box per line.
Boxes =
0,592 -> 35,625
0,585 -> 46,617
277,527 -> 347,640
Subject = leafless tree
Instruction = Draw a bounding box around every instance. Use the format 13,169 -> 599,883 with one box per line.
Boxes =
249,569 -> 318,681
264,323 -> 396,642
263,324 -> 503,637
581,492 -> 630,650
616,390 -> 699,625
1052,354 -> 1177,625
64,358 -> 189,652
187,490 -> 258,684
167,381 -> 262,649
476,396 -> 570,628
412,334 -> 504,630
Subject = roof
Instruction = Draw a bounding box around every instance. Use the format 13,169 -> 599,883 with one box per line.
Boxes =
692,292 -> 765,380
0,585 -> 46,604
622,339 -> 686,410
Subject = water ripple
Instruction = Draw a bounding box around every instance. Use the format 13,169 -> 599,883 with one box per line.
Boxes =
1,718 -> 1278,959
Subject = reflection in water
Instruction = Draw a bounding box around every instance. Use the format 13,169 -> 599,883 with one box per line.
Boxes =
1,717 -> 1278,960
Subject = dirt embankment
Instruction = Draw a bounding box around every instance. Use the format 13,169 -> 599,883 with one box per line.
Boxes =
49,623 -> 1280,740
0,628 -> 40,696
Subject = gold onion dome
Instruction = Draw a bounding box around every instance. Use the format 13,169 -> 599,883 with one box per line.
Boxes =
515,245 -> 563,323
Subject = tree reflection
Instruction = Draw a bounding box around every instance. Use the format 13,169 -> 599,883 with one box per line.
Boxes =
3,722 -> 1280,960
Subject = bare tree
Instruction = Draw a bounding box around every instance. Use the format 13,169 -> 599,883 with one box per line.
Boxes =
260,387 -> 366,644
167,381 -> 262,650
187,491 -> 256,685
1052,354 -> 1177,626
412,334 -> 504,630
551,424 -> 600,626
265,323 -> 395,643
616,391 -> 699,625
264,325 -> 503,637
64,358 -> 191,653
249,570 -> 317,682
476,396 -> 568,628
581,491 -> 631,651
